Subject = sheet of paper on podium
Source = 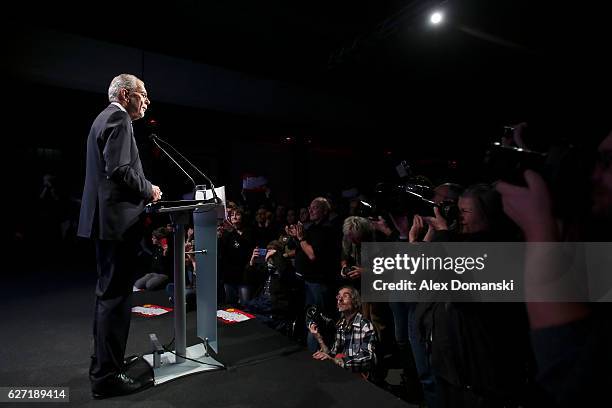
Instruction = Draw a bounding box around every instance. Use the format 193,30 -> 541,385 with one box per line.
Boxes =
195,186 -> 226,220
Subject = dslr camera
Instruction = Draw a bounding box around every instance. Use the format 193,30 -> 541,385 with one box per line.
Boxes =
340,265 -> 357,279
483,124 -> 592,218
368,159 -> 460,225
305,305 -> 334,330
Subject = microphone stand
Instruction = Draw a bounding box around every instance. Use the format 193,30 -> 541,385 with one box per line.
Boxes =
150,136 -> 196,191
151,134 -> 221,204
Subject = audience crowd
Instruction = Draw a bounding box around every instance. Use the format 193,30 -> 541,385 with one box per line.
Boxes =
22,123 -> 612,407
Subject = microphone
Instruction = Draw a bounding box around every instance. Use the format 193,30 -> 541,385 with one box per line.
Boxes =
149,133 -> 196,190
149,133 -> 221,204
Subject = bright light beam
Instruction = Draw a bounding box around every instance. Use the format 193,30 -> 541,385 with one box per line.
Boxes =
430,11 -> 444,25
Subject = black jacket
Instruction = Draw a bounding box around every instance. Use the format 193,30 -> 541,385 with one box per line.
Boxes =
78,104 -> 152,240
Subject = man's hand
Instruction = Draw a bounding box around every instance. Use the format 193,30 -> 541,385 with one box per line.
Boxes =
265,248 -> 277,261
286,222 -> 305,241
308,323 -> 319,335
312,351 -> 332,361
423,224 -> 435,242
249,248 -> 260,267
423,207 -> 448,231
151,185 -> 163,202
347,266 -> 363,280
408,214 -> 425,242
495,170 -> 557,241
295,222 -> 305,241
312,351 -> 343,367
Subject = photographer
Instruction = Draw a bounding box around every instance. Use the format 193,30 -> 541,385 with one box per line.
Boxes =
417,183 -> 532,408
243,240 -> 295,332
309,286 -> 377,374
388,182 -> 463,407
341,216 -> 395,386
496,128 -> 612,407
408,183 -> 463,243
423,183 -> 518,242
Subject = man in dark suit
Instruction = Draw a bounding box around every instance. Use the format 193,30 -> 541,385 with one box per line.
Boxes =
78,73 -> 162,399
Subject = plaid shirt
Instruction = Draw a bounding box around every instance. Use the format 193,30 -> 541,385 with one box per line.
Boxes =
330,312 -> 377,373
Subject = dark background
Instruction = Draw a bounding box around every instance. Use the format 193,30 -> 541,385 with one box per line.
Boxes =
3,0 -> 610,260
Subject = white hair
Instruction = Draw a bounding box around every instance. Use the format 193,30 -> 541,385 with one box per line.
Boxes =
311,197 -> 331,214
108,74 -> 140,102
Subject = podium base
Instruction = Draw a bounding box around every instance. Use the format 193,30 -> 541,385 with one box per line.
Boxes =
143,343 -> 224,385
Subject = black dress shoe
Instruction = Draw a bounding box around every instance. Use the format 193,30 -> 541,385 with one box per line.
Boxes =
91,372 -> 150,399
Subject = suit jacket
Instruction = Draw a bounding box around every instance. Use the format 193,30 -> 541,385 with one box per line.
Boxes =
78,104 -> 152,241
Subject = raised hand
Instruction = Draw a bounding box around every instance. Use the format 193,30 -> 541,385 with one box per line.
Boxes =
496,170 -> 557,241
408,214 -> 425,242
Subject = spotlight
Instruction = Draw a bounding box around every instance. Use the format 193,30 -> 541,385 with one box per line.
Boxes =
429,11 -> 444,25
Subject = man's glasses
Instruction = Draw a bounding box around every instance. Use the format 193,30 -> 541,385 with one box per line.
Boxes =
129,90 -> 149,101
336,293 -> 352,300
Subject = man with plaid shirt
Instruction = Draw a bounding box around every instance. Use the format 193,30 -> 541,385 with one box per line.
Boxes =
309,286 -> 377,373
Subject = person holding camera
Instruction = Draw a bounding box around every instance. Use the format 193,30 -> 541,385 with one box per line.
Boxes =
415,183 -> 532,407
219,207 -> 254,306
496,128 -> 612,407
388,182 -> 463,407
340,216 -> 395,386
308,286 -> 377,375
243,240 -> 295,331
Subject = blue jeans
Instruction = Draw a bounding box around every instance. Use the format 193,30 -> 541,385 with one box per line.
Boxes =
390,302 -> 437,408
304,281 -> 333,352
223,284 -> 251,307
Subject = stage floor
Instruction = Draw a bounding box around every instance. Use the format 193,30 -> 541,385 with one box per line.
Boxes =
0,265 -> 414,407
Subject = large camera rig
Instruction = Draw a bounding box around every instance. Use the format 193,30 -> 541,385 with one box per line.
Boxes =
483,127 -> 593,219
371,181 -> 459,223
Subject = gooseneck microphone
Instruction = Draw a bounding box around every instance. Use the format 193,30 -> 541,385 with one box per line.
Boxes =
149,134 -> 196,189
149,134 -> 220,203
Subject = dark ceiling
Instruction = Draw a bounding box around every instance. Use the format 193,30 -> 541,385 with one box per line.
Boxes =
3,0 -> 609,196
19,1 -> 607,81
8,0 -> 610,137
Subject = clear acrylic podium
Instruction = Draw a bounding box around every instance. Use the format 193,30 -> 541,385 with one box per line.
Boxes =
142,191 -> 224,384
